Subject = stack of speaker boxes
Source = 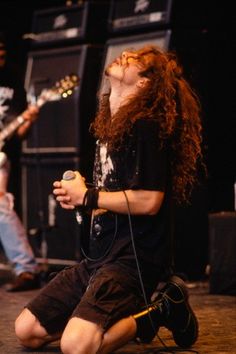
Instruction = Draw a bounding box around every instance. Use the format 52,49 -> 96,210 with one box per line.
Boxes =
21,1 -> 109,265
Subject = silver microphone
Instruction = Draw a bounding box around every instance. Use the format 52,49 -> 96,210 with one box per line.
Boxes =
62,170 -> 76,181
62,170 -> 83,224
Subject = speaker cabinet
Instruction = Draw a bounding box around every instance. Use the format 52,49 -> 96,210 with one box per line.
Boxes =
21,156 -> 82,262
104,30 -> 171,65
23,44 -> 103,155
29,1 -> 110,47
209,212 -> 236,295
108,0 -> 208,34
108,0 -> 172,33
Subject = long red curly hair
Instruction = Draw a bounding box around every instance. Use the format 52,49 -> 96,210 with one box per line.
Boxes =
91,46 -> 203,203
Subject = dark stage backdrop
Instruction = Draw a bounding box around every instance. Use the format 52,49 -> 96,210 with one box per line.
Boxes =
0,0 -> 234,276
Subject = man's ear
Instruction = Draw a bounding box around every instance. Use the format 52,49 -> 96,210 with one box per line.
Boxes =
136,77 -> 149,88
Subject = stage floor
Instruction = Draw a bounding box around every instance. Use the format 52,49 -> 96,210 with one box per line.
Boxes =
0,269 -> 235,354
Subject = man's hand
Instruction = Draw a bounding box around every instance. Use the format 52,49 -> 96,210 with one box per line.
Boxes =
53,171 -> 87,210
22,105 -> 39,122
17,104 -> 39,137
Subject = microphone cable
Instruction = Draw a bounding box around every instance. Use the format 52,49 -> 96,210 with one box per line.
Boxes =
122,190 -> 169,350
79,204 -> 119,263
122,190 -> 198,354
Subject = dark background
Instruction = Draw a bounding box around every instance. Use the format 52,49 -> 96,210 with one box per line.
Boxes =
0,0 -> 235,280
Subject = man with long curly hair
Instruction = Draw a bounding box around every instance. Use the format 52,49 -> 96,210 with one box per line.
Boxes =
15,46 -> 202,353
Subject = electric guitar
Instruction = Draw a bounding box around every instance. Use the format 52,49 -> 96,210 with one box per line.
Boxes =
0,73 -> 79,152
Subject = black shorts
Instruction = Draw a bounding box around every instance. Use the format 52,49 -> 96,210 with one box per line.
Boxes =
26,260 -> 144,335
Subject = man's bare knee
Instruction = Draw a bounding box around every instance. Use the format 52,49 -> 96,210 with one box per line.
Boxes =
60,317 -> 103,354
15,308 -> 47,348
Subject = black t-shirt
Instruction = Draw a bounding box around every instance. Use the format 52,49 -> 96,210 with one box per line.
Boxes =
0,65 -> 27,124
82,119 -> 172,277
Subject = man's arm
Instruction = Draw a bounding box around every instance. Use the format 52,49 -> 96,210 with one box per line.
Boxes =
53,171 -> 164,216
97,189 -> 164,215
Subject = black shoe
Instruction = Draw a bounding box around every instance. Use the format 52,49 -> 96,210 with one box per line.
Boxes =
5,272 -> 41,292
133,275 -> 198,348
157,275 -> 199,348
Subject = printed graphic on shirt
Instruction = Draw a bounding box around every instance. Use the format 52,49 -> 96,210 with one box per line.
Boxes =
0,86 -> 14,126
94,141 -> 114,188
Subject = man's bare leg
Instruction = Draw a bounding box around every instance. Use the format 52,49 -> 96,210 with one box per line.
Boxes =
15,308 -> 60,348
97,316 -> 137,354
15,308 -> 137,354
15,310 -> 105,354
60,317 -> 104,354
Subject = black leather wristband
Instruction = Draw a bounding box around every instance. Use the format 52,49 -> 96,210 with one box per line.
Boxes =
85,188 -> 99,209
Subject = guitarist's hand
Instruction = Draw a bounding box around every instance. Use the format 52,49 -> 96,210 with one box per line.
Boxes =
17,104 -> 39,138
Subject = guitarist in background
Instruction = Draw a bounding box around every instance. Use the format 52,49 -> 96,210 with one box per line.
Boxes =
0,32 -> 41,291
